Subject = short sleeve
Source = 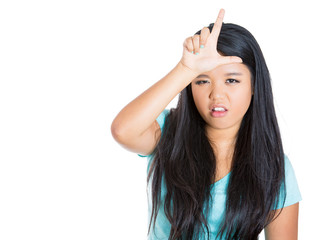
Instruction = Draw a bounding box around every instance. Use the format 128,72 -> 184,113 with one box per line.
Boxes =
137,109 -> 170,158
273,154 -> 302,210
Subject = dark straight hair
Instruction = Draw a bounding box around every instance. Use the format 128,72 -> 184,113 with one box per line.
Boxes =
147,23 -> 286,239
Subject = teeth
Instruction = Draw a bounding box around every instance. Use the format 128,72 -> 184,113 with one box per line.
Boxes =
213,107 -> 226,111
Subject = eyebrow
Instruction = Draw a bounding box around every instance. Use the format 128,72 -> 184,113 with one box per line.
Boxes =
197,72 -> 243,78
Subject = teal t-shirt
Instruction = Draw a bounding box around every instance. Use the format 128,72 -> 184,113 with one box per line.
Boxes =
138,109 -> 302,240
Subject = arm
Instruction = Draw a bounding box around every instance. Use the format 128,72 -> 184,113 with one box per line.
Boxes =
111,62 -> 197,156
264,202 -> 299,240
110,9 -> 242,156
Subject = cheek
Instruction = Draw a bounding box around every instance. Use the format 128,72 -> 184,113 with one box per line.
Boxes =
230,89 -> 252,114
192,89 -> 209,111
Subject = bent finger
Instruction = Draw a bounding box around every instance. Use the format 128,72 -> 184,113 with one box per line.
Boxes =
192,35 -> 200,55
183,36 -> 194,54
200,27 -> 210,47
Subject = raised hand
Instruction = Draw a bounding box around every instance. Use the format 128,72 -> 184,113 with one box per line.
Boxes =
179,9 -> 242,76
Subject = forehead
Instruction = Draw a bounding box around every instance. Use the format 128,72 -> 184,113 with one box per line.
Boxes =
197,63 -> 251,78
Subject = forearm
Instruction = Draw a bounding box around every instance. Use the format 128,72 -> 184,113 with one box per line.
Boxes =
111,61 -> 198,141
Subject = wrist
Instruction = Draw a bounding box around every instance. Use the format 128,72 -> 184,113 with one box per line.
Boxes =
176,61 -> 199,79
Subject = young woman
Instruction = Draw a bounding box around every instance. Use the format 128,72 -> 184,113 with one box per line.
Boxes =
111,9 -> 302,240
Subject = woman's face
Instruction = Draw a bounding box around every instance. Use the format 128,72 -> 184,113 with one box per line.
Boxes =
191,63 -> 253,133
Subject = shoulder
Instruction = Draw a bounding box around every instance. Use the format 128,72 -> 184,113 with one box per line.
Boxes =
273,154 -> 302,210
137,108 -> 170,159
264,155 -> 301,239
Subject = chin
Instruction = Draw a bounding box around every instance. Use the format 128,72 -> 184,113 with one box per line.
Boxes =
207,124 -> 232,130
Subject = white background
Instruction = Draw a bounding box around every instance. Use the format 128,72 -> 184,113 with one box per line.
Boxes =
0,0 -> 308,239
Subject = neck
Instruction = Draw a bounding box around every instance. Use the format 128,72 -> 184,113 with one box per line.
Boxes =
205,123 -> 240,164
206,126 -> 238,147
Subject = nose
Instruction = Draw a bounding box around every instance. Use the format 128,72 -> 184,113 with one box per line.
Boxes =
209,84 -> 226,100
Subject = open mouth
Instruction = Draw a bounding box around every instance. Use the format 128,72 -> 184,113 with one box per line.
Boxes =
211,108 -> 228,117
212,107 -> 227,112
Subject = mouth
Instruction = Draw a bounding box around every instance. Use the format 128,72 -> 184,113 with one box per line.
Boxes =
210,108 -> 228,117
211,107 -> 228,112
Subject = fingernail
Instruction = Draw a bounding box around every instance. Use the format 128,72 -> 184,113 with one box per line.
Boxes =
200,45 -> 204,48
191,51 -> 194,54
195,52 -> 199,55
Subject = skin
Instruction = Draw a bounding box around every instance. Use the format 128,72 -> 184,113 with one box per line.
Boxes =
112,8 -> 299,239
191,62 -> 253,171
191,63 -> 300,239
264,203 -> 299,240
188,12 -> 299,239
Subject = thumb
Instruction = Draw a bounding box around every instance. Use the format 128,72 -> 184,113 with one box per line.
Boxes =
219,56 -> 243,65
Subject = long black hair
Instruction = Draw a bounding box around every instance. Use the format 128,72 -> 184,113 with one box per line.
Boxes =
147,23 -> 286,239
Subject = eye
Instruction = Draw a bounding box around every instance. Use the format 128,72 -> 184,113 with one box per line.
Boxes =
226,79 -> 240,84
195,80 -> 209,85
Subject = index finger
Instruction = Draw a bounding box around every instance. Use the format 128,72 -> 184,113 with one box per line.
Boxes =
210,9 -> 225,41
